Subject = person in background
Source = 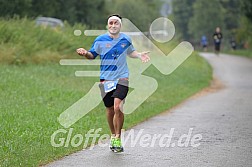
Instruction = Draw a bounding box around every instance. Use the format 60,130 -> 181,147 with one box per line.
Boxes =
230,37 -> 237,50
213,27 -> 223,55
201,35 -> 208,52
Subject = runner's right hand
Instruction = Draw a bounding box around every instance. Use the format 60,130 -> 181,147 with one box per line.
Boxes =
76,48 -> 87,56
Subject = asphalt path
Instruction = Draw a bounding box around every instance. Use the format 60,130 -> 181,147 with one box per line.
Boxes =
46,53 -> 252,167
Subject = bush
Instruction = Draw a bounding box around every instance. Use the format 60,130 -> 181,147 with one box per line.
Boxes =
0,18 -> 94,64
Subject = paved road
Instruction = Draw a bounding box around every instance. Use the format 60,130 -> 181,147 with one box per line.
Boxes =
46,53 -> 252,167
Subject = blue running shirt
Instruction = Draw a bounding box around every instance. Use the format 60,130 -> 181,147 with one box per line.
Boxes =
89,33 -> 135,80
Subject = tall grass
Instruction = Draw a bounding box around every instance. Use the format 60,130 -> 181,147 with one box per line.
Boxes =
0,18 -> 94,64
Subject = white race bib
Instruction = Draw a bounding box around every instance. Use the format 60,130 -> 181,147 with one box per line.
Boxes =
104,80 -> 118,93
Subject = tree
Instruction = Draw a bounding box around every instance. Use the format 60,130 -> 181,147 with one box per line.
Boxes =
240,0 -> 252,22
0,0 -> 107,28
172,0 -> 195,40
0,0 -> 32,18
237,0 -> 252,48
219,0 -> 241,39
30,0 -> 61,18
74,0 -> 107,28
107,0 -> 161,31
220,0 -> 241,29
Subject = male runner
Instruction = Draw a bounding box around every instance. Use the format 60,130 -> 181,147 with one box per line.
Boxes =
76,14 -> 150,152
213,27 -> 223,55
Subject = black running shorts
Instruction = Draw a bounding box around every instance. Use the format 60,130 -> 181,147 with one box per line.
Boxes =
215,43 -> 221,51
99,79 -> 129,107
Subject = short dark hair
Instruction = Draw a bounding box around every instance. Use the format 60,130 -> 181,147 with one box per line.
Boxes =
107,14 -> 122,20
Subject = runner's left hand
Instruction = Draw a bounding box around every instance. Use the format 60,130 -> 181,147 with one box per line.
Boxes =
140,51 -> 150,63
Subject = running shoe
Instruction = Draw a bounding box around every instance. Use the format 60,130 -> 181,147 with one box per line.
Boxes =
112,138 -> 124,153
109,136 -> 115,151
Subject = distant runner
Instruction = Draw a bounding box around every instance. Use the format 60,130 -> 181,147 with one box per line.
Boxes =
213,27 -> 223,55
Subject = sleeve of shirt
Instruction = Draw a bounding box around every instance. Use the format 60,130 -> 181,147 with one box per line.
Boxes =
127,44 -> 135,55
125,35 -> 135,54
89,38 -> 100,58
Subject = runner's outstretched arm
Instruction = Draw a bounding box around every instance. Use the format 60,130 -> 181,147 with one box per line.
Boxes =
76,48 -> 95,59
129,50 -> 150,63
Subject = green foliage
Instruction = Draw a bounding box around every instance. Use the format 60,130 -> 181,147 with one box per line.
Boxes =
0,0 -> 160,29
107,0 -> 161,31
0,0 -> 32,18
220,0 -> 241,30
0,18 -> 94,64
236,16 -> 252,48
240,0 -> 252,22
172,0 -> 195,40
0,0 -> 107,28
236,0 -> 252,48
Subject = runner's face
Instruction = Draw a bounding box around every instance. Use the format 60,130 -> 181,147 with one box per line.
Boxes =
216,27 -> 220,33
108,19 -> 121,35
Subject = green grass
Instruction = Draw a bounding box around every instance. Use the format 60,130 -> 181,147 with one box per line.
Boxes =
0,53 -> 212,166
224,49 -> 252,58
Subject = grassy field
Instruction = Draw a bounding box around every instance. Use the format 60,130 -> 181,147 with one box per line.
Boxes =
0,54 -> 212,166
0,18 -> 212,166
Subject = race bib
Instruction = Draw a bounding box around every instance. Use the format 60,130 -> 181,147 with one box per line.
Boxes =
104,80 -> 118,93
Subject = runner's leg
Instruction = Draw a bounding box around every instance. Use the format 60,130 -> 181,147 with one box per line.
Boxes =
113,98 -> 124,138
106,106 -> 115,135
